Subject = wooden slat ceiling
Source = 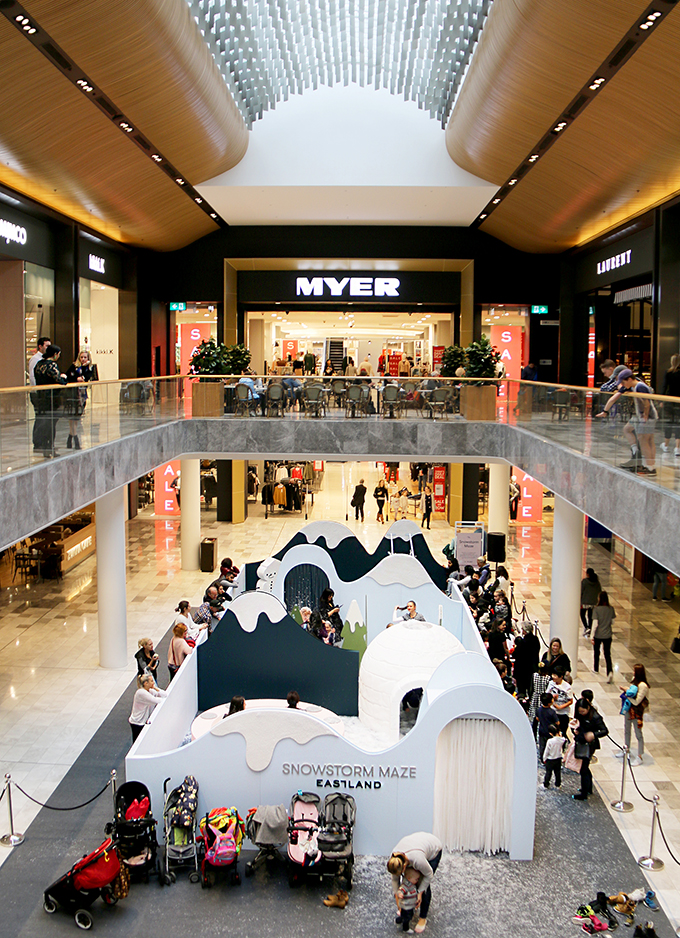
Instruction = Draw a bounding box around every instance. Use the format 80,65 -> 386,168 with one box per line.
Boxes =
447,0 -> 680,253
0,0 -> 248,250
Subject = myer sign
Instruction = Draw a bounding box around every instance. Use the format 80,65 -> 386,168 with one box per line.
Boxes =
296,276 -> 400,297
0,218 -> 27,246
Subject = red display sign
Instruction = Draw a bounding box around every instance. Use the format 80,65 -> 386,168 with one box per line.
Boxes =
513,467 -> 543,523
433,465 -> 446,513
432,346 -> 444,370
180,323 -> 213,376
388,355 -> 400,376
282,339 -> 298,360
587,323 -> 596,388
491,325 -> 522,380
155,460 -> 181,517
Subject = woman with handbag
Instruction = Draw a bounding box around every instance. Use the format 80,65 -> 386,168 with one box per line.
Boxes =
618,664 -> 649,766
167,622 -> 193,682
570,697 -> 609,801
591,591 -> 615,682
65,350 -> 98,449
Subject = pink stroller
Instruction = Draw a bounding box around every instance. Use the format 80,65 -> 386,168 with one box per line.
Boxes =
286,792 -> 322,887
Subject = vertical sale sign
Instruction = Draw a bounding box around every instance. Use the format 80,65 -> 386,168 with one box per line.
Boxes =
491,325 -> 522,419
513,467 -> 543,523
433,465 -> 447,513
155,460 -> 181,517
180,323 -> 212,375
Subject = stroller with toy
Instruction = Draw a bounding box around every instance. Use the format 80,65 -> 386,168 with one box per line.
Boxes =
244,804 -> 288,876
43,836 -> 127,930
198,806 -> 245,888
317,793 -> 356,889
106,780 -> 158,882
286,791 -> 323,886
160,775 -> 200,885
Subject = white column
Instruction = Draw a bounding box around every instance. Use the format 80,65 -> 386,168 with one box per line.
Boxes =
488,462 -> 510,538
180,458 -> 201,571
96,486 -> 128,669
550,495 -> 584,678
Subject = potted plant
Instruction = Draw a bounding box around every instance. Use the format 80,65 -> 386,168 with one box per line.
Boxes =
189,339 -> 250,417
440,345 -> 466,378
460,335 -> 501,420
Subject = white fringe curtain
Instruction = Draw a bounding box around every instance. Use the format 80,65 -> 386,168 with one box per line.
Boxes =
433,717 -> 513,854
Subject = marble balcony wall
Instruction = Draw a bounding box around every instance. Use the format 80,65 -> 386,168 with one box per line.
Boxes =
1,419 -> 677,575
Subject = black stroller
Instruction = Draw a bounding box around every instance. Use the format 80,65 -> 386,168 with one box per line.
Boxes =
244,804 -> 288,877
160,775 -> 200,885
317,793 -> 356,889
106,780 -> 158,882
43,836 -> 123,930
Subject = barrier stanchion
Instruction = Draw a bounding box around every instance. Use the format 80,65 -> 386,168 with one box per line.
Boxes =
110,768 -> 117,805
638,794 -> 664,871
0,774 -> 24,847
611,746 -> 634,813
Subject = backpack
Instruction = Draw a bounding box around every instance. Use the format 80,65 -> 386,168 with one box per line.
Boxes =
205,821 -> 237,865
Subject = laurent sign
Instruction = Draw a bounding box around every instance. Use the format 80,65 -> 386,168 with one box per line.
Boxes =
596,250 -> 632,275
296,276 -> 400,297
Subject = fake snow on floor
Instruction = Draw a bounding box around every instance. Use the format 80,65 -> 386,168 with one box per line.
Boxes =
341,708 -> 419,751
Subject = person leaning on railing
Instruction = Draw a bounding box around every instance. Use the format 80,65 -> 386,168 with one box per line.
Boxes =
595,368 -> 658,475
33,345 -> 67,458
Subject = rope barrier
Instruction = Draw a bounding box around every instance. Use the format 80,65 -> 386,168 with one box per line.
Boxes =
12,778 -> 112,812
655,813 -> 680,867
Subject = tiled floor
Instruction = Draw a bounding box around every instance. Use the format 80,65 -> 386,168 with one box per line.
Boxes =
2,459 -> 680,930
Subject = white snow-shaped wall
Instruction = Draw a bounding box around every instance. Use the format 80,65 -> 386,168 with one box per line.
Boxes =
359,621 -> 465,744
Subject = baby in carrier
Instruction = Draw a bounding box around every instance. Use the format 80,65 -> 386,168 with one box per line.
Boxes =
395,867 -> 421,931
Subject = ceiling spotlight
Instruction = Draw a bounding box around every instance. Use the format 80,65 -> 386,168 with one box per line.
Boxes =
175,177 -> 185,185
28,27 -> 36,34
508,178 -> 518,186
151,154 -> 162,162
479,213 -> 487,219
119,121 -> 133,132
195,197 -> 203,204
492,198 -> 501,205
528,154 -> 539,163
554,121 -> 567,132
209,213 -> 217,219
589,77 -> 606,90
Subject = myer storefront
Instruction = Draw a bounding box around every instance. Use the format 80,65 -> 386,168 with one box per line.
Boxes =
237,269 -> 461,375
571,225 -> 655,386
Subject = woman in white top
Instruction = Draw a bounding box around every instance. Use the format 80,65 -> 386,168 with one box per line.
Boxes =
129,674 -> 167,742
173,600 -> 208,642
619,664 -> 650,765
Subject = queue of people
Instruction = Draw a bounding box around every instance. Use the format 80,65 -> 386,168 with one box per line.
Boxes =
128,557 -> 241,740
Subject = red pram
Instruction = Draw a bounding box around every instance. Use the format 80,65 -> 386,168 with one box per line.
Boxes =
43,837 -> 122,929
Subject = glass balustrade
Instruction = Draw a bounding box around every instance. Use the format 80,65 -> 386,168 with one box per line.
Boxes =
1,374 -> 679,497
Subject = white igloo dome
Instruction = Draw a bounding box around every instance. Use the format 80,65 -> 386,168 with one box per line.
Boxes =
358,621 -> 465,744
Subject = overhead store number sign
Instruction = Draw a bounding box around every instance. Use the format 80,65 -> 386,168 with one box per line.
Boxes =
296,276 -> 400,297
169,302 -> 187,311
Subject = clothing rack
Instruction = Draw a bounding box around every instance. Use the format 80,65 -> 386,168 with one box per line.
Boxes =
261,478 -> 305,518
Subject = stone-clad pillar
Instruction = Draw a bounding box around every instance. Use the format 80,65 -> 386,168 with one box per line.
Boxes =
180,458 -> 201,570
96,486 -> 127,669
550,495 -> 584,678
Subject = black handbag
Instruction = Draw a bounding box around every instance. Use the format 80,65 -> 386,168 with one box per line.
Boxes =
671,635 -> 680,654
574,739 -> 590,760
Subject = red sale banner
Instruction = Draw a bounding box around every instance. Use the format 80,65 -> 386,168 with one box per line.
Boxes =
432,346 -> 445,370
180,322 -> 213,375
491,325 -> 522,379
155,460 -> 181,517
433,465 -> 446,513
283,339 -> 298,360
513,467 -> 543,523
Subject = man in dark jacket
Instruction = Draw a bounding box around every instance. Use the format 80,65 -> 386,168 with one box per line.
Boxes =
352,479 -> 367,521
